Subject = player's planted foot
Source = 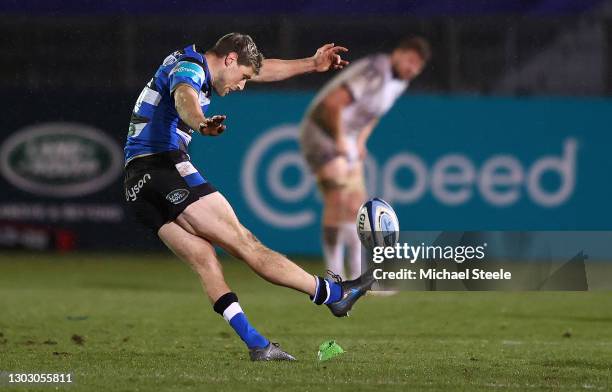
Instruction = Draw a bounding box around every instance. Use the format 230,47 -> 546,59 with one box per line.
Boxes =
249,342 -> 296,361
326,267 -> 376,317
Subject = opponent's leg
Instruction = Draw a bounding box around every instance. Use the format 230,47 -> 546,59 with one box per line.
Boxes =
317,156 -> 351,277
342,163 -> 367,279
158,221 -> 296,359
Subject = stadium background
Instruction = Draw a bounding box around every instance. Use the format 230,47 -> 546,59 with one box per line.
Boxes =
2,0 -> 612,254
1,2 -> 612,391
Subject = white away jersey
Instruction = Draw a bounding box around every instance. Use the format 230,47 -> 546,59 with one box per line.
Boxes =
304,54 -> 408,137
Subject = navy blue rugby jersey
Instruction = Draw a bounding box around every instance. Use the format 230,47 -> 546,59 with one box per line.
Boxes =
124,44 -> 212,163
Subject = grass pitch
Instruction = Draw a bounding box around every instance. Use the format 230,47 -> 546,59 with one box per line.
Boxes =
0,252 -> 611,391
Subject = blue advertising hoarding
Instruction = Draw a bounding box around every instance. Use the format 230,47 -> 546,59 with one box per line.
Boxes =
183,93 -> 612,254
1,92 -> 610,253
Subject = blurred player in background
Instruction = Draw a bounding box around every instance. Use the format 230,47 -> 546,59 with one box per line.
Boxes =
300,36 -> 431,279
123,33 -> 376,361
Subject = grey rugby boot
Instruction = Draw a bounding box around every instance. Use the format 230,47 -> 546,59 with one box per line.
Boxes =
326,267 -> 376,317
249,342 -> 296,361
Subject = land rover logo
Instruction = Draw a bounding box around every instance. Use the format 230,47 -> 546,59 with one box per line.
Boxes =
0,122 -> 123,197
166,189 -> 190,205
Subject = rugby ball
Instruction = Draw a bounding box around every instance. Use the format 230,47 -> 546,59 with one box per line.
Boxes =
356,197 -> 400,249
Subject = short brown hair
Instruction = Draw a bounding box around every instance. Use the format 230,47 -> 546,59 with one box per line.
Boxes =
209,32 -> 264,74
396,36 -> 431,63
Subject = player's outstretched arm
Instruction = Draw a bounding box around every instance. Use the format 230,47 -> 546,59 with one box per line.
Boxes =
174,84 -> 226,136
251,43 -> 349,83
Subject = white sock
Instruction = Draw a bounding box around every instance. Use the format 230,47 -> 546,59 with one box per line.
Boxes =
322,226 -> 345,278
341,223 -> 362,279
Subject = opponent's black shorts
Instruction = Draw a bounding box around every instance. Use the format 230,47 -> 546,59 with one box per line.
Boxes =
124,150 -> 217,232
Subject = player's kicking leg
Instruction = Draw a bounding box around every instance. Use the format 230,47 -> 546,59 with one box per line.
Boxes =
175,191 -> 375,318
158,220 -> 295,361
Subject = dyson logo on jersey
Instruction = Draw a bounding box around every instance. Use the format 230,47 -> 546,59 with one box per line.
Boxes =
241,125 -> 578,228
125,173 -> 151,202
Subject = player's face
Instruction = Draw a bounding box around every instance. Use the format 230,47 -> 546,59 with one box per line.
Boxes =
214,58 -> 255,96
392,49 -> 425,81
